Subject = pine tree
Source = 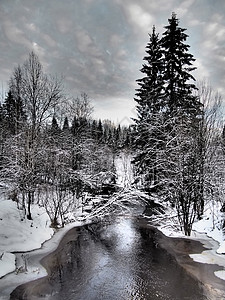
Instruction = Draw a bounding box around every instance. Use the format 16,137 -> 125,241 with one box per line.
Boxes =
3,89 -> 26,134
135,25 -> 164,115
133,14 -> 204,235
133,26 -> 165,191
51,116 -> 60,134
161,12 -> 198,112
62,116 -> 69,131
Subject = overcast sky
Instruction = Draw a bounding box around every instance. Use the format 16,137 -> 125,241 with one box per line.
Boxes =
0,0 -> 225,125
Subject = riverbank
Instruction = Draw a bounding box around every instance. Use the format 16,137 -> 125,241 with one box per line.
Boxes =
150,225 -> 225,299
0,194 -> 225,299
10,226 -> 81,300
0,221 -> 84,300
7,218 -> 225,300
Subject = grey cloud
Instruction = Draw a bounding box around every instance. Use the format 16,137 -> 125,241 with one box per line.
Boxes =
0,0 -> 225,122
3,20 -> 31,48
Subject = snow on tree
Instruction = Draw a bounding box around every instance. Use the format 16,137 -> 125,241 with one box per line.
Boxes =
161,12 -> 198,111
133,13 -> 205,235
3,89 -> 26,135
1,52 -> 65,220
133,25 -> 165,191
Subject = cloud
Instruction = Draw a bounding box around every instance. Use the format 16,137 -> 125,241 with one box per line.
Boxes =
127,3 -> 154,30
203,14 -> 225,46
192,15 -> 225,99
41,33 -> 57,48
176,0 -> 196,17
92,96 -> 136,124
57,18 -> 73,34
3,20 -> 32,49
74,28 -> 100,57
193,58 -> 210,80
0,0 -> 225,122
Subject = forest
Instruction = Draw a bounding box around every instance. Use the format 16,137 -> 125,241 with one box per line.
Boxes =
0,13 -> 225,237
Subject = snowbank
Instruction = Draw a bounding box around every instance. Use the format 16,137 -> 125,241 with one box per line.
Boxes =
156,200 -> 225,282
191,207 -> 225,282
0,199 -> 54,278
192,209 -> 225,255
0,253 -> 15,279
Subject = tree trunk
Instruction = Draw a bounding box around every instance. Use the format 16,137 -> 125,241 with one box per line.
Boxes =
27,191 -> 32,220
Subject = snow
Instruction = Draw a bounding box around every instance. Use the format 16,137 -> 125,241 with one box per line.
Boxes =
155,199 -> 225,282
218,241 -> 225,254
190,204 -> 225,281
215,270 -> 225,280
0,153 -> 225,298
0,200 -> 53,253
0,219 -> 84,299
0,195 -> 54,279
115,152 -> 134,188
0,253 -> 15,279
192,205 -> 225,255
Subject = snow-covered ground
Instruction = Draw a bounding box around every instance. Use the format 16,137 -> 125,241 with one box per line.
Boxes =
0,193 -> 54,279
1,192 -> 224,291
191,203 -> 225,281
153,197 -> 225,282
0,188 -> 85,299
0,153 -> 225,298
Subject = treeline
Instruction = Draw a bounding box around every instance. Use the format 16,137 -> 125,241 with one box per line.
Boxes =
0,52 -> 132,226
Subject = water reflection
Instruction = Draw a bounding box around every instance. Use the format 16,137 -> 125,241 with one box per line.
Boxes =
111,217 -> 140,252
44,216 -> 206,300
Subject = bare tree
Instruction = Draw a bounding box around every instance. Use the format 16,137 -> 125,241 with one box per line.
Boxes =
5,52 -> 65,220
11,52 -> 64,138
196,81 -> 225,223
68,92 -> 94,120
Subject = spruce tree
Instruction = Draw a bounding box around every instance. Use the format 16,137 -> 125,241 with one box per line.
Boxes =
97,119 -> 103,142
133,13 -> 204,235
51,116 -> 60,134
133,25 -> 165,191
3,89 -> 26,134
135,25 -> 164,114
161,13 -> 205,234
161,12 -> 199,113
63,116 -> 69,131
0,103 -> 6,168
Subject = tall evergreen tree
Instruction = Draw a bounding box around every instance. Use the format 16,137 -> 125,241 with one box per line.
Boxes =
161,12 -> 198,112
161,14 -> 205,234
3,89 -> 26,134
51,116 -> 60,133
133,25 -> 165,190
133,13 -> 204,235
135,25 -> 164,115
0,103 -> 6,168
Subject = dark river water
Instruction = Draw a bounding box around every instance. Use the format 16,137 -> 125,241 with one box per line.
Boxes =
42,216 -> 206,300
11,215 -> 207,300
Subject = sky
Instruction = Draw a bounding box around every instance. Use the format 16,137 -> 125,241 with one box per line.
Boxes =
0,0 -> 225,125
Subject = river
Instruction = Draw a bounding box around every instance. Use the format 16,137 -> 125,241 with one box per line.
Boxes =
10,215 -> 208,300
